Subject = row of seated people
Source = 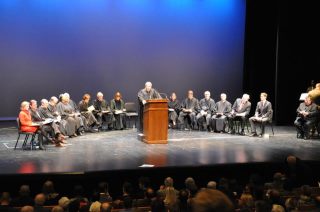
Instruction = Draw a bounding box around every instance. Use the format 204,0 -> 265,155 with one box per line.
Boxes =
2,154 -> 320,212
167,90 -> 274,137
18,92 -> 128,150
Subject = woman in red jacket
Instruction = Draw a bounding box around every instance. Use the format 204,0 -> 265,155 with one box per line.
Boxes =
19,101 -> 45,150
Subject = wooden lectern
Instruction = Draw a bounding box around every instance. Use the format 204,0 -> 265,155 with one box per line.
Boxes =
143,99 -> 168,144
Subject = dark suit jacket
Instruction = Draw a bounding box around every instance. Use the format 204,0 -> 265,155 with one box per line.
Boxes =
30,109 -> 44,122
254,100 -> 273,119
110,99 -> 125,112
232,98 -> 251,116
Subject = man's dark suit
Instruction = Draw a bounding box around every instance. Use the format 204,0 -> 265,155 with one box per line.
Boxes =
294,102 -> 318,139
249,100 -> 273,135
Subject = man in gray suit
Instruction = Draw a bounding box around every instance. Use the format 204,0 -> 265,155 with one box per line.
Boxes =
228,94 -> 251,135
249,92 -> 273,137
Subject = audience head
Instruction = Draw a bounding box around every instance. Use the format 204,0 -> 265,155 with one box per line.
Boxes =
286,155 -> 297,167
164,187 -> 177,207
170,92 -> 177,101
204,91 -> 211,100
122,182 -> 133,195
239,193 -> 254,209
29,100 -> 37,110
164,177 -> 174,188
145,188 -> 155,199
97,92 -> 104,101
207,181 -> 217,189
19,185 -> 31,197
316,83 -> 320,90
34,193 -> 46,206
21,206 -> 34,212
82,94 -> 91,103
42,180 -> 56,195
58,196 -> 70,210
89,201 -> 101,212
97,182 -> 108,193
100,202 -> 112,212
260,92 -> 268,101
220,93 -> 227,101
273,172 -> 284,183
285,197 -> 297,211
114,92 -> 122,101
187,90 -> 194,99
145,81 -> 152,92
20,101 -> 30,111
51,206 -> 64,212
178,189 -> 189,203
271,204 -> 285,212
255,200 -> 272,212
192,188 -> 234,212
0,192 -> 11,205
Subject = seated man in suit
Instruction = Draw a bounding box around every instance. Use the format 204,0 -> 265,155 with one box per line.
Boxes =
178,90 -> 200,130
294,96 -> 318,140
228,94 -> 251,135
93,92 -> 114,131
249,92 -> 273,137
196,91 -> 216,131
29,99 -> 57,144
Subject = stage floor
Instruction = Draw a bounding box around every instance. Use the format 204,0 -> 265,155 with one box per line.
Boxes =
0,125 -> 319,175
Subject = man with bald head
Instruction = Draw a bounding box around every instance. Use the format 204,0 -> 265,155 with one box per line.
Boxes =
137,81 -> 161,132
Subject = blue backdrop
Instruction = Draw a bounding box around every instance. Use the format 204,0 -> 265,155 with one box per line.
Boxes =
0,0 -> 246,119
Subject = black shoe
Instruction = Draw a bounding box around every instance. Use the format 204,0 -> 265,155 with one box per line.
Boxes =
249,133 -> 258,137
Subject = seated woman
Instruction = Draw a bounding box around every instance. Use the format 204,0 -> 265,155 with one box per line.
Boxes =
168,92 -> 180,128
78,94 -> 100,132
110,92 -> 126,130
56,94 -> 82,137
18,101 -> 45,150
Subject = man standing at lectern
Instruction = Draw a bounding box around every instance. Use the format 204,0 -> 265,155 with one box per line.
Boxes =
138,81 -> 161,132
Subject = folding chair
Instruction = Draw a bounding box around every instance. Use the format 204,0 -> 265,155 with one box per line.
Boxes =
15,118 -> 37,150
124,102 -> 139,128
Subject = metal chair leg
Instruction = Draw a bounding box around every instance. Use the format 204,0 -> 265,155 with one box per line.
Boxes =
15,133 -> 21,150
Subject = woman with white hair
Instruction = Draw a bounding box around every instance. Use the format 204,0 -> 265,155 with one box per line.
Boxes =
18,101 -> 45,150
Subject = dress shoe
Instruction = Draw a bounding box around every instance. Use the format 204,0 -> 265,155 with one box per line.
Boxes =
249,133 -> 258,137
229,129 -> 235,134
240,130 -> 245,136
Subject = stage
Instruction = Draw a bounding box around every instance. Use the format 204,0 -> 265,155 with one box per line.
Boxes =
0,125 -> 319,175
